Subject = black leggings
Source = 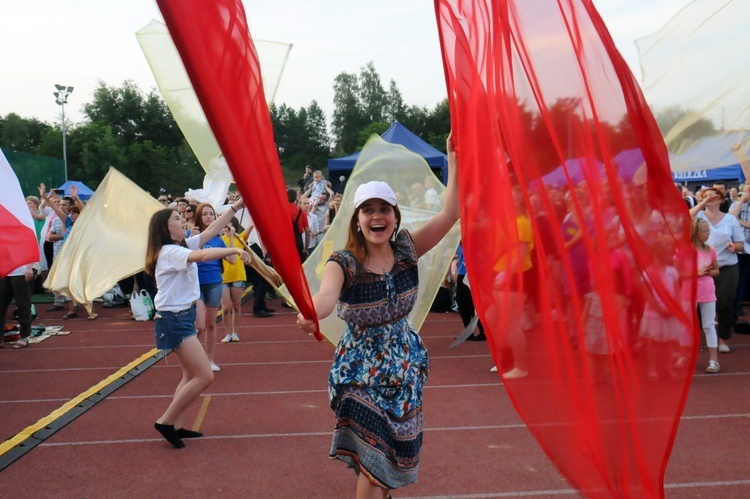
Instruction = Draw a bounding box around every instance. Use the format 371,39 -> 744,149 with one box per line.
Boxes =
716,264 -> 738,340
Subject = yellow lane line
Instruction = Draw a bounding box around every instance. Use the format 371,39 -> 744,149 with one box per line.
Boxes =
192,395 -> 212,432
0,349 -> 160,456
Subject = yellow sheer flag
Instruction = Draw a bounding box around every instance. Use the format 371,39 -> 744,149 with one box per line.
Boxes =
279,136 -> 460,346
135,20 -> 292,174
44,168 -> 164,311
636,0 -> 750,173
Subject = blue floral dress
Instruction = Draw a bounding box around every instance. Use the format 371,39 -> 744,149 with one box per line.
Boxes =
327,230 -> 428,489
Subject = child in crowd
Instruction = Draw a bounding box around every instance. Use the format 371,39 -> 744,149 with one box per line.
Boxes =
639,243 -> 681,381
690,218 -> 720,373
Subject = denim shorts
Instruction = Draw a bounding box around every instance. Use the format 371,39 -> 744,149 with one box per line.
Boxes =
154,306 -> 196,350
199,282 -> 223,307
223,281 -> 247,290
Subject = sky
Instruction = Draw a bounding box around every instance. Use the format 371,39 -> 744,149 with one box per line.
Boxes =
0,0 -> 691,127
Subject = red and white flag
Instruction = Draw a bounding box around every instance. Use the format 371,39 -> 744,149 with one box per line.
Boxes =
0,148 -> 39,277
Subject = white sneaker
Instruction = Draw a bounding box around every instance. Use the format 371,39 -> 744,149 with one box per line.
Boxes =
220,334 -> 232,343
231,333 -> 240,342
210,363 -> 221,372
718,343 -> 731,353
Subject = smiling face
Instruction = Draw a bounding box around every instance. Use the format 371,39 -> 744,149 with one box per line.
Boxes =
357,199 -> 397,244
167,210 -> 186,241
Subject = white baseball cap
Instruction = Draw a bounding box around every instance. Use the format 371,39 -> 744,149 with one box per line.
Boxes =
353,181 -> 398,208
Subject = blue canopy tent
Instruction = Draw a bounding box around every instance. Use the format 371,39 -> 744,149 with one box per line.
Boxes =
327,123 -> 448,191
613,147 -> 744,184
540,157 -> 605,187
51,180 -> 95,201
670,131 -> 749,183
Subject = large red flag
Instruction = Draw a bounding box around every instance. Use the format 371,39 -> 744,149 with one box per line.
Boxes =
435,1 -> 697,496
0,148 -> 39,277
156,0 -> 320,339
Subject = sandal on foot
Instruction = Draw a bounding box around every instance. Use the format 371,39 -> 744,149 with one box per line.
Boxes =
705,360 -> 720,374
503,367 -> 528,379
63,312 -> 78,320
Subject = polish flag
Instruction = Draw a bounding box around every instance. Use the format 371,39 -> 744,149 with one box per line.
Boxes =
0,148 -> 39,277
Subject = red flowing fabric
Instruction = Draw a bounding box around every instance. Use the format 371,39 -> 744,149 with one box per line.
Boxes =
436,1 -> 697,497
157,0 -> 321,340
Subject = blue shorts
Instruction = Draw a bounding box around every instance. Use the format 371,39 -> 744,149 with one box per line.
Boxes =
223,281 -> 247,290
199,282 -> 223,307
154,306 -> 196,350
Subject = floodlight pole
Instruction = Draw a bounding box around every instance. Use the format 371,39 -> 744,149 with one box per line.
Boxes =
53,84 -> 74,182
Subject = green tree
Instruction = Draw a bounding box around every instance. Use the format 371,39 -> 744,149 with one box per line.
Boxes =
359,62 -> 387,124
332,71 -> 364,154
357,122 -> 390,149
271,100 -> 331,174
77,80 -> 202,194
654,105 -> 716,152
0,113 -> 55,152
385,80 -> 406,124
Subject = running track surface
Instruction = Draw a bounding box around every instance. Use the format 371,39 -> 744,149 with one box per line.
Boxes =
1,301 -> 749,498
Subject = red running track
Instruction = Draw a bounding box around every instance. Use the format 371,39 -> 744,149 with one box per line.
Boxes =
1,300 -> 749,498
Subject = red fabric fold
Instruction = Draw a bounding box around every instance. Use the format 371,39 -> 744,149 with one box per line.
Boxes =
157,0 -> 321,339
435,1 -> 697,496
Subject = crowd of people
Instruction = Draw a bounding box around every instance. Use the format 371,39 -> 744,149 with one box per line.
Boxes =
4,150 -> 749,497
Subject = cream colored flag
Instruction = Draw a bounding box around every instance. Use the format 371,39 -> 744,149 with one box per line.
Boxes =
44,168 -> 164,310
636,0 -> 750,173
279,136 -> 460,346
135,20 -> 292,175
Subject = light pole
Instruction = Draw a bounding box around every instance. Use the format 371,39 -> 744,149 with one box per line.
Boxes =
53,84 -> 74,182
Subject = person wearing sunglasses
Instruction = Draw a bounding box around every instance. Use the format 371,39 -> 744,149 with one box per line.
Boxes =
184,204 -> 198,235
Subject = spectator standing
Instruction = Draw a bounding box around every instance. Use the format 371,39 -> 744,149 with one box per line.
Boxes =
220,218 -> 247,342
729,185 -> 750,323
691,188 -> 744,353
0,263 -> 36,349
288,188 -> 310,261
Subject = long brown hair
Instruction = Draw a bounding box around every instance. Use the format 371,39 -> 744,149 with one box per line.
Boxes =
344,204 -> 402,263
194,202 -> 216,233
145,209 -> 184,275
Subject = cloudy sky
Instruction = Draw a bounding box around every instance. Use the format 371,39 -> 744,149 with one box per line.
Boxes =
0,0 -> 690,126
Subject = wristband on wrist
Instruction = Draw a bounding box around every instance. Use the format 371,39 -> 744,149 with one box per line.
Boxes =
230,205 -> 238,212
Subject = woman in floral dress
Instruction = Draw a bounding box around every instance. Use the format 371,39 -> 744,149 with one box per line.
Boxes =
297,136 -> 458,498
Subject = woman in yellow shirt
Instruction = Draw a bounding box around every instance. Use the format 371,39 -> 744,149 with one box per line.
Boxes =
490,186 -> 534,378
220,218 -> 247,343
